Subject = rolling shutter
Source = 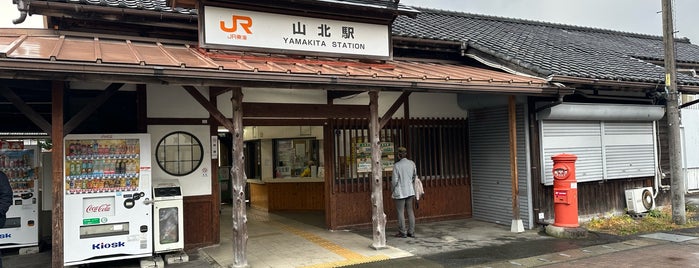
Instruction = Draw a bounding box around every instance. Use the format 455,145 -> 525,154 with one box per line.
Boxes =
469,105 -> 530,228
541,121 -> 603,184
540,120 -> 656,185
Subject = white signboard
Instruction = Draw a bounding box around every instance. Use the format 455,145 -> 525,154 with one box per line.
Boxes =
202,6 -> 390,58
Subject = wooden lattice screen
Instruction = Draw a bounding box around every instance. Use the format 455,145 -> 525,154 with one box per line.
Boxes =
328,118 -> 469,193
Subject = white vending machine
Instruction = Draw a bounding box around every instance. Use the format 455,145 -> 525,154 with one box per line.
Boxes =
0,145 -> 39,250
63,134 -> 153,266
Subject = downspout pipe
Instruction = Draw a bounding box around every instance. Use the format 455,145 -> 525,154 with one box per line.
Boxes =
12,0 -> 29,25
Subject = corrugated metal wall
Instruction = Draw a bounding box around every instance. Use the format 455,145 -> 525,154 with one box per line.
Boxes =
540,121 -> 655,185
682,109 -> 699,192
469,105 -> 530,228
540,121 -> 603,184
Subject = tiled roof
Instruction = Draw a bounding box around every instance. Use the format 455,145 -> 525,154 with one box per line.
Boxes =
312,0 -> 418,13
45,0 -> 197,14
392,8 -> 699,87
0,29 -> 556,95
36,0 -> 418,16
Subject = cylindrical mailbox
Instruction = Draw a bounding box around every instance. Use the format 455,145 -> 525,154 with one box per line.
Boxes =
551,153 -> 579,228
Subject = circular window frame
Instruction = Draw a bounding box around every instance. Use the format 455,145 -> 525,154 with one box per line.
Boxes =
155,131 -> 204,176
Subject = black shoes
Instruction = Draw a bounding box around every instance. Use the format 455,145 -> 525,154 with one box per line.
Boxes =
394,232 -> 416,238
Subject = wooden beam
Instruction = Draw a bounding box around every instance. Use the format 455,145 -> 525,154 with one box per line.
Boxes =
327,90 -> 363,100
243,118 -> 327,126
509,96 -> 522,232
243,103 -> 369,118
380,91 -> 411,128
0,85 -> 52,135
182,85 -> 236,132
230,88 -> 249,267
369,90 -> 387,249
210,86 -> 231,98
146,118 -> 209,125
64,83 -> 124,134
209,87 -> 221,245
51,81 -> 64,268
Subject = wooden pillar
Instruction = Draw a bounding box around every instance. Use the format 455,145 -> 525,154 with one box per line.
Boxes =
209,87 -> 221,245
51,81 -> 65,268
369,90 -> 387,249
509,96 -> 523,232
230,88 -> 248,267
323,123 -> 335,229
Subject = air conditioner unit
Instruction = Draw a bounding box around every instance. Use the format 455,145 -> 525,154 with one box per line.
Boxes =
625,187 -> 655,213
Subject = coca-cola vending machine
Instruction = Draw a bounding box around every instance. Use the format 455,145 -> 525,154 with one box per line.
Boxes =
0,143 -> 39,251
63,134 -> 153,266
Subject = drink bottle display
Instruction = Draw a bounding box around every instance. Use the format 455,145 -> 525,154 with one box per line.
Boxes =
65,139 -> 142,194
0,145 -> 39,250
63,134 -> 152,266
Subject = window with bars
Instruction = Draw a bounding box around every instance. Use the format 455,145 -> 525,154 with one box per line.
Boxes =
329,118 -> 469,193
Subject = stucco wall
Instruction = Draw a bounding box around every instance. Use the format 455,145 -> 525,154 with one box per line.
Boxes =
216,88 -> 467,118
147,124 -> 213,196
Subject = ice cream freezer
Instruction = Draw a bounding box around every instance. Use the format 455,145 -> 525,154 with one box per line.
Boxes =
63,134 -> 153,266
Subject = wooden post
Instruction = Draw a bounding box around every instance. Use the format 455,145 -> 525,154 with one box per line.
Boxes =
369,91 -> 387,249
209,87 -> 221,245
662,0 -> 686,225
509,96 -> 523,232
51,81 -> 64,268
230,87 -> 249,267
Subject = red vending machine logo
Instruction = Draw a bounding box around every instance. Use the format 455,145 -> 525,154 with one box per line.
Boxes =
83,196 -> 115,217
85,204 -> 112,214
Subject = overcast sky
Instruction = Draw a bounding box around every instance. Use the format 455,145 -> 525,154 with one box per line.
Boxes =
400,0 -> 699,44
0,0 -> 697,44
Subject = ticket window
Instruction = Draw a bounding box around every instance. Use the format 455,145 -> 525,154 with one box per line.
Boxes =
273,138 -> 319,178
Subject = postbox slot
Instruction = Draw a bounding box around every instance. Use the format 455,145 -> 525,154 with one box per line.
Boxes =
554,190 -> 569,204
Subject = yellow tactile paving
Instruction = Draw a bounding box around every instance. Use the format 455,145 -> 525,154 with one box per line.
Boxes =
303,255 -> 390,268
270,221 -> 390,268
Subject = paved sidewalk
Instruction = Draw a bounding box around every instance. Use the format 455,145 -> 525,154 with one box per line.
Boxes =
9,206 -> 699,268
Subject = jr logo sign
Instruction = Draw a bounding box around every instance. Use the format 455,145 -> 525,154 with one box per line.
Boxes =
220,15 -> 253,34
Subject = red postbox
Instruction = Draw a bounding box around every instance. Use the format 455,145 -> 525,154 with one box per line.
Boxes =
551,153 -> 579,228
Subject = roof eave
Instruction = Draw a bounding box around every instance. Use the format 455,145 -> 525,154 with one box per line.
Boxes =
550,75 -> 699,93
0,59 -> 560,96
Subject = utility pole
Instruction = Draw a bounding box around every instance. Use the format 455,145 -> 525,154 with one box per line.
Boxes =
662,0 -> 686,225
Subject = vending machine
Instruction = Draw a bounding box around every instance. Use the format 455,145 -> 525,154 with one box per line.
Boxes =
0,145 -> 39,250
63,134 -> 153,266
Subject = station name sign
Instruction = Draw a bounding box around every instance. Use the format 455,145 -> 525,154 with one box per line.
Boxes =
200,6 -> 390,59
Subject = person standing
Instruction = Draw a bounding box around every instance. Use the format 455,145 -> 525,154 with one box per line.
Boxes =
391,147 -> 417,238
0,170 -> 12,268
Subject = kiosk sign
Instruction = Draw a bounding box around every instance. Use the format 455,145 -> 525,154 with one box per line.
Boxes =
201,6 -> 390,58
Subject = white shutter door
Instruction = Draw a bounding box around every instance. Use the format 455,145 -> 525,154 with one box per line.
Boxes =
541,121 -> 603,185
540,120 -> 656,185
603,122 -> 655,179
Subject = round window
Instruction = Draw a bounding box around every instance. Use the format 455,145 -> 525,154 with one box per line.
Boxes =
155,131 -> 203,176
